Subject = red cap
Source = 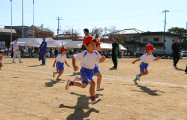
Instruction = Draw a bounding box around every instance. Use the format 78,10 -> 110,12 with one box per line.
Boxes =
146,44 -> 156,50
96,40 -> 103,45
0,55 -> 2,57
60,46 -> 67,51
83,36 -> 95,46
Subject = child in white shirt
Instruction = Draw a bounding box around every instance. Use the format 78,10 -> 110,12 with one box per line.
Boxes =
53,47 -> 69,80
132,45 -> 160,85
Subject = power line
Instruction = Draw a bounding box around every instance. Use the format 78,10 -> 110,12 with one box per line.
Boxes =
162,9 -> 169,55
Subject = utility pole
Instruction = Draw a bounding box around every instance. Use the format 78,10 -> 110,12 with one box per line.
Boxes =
162,9 -> 169,56
56,17 -> 62,38
22,0 -> 24,38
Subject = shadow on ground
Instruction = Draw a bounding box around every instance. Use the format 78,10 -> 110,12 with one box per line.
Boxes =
45,79 -> 65,87
28,65 -> 43,67
69,72 -> 81,76
59,92 -> 103,120
132,85 -> 165,96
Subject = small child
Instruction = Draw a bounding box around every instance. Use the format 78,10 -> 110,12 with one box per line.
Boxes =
74,40 -> 104,91
65,36 -> 105,105
53,47 -> 69,80
0,55 -> 3,70
132,44 -> 160,85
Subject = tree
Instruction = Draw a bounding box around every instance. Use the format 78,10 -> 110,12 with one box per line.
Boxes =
168,27 -> 187,51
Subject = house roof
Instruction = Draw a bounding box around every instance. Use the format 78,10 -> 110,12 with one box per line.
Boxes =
0,28 -> 16,33
115,28 -> 144,35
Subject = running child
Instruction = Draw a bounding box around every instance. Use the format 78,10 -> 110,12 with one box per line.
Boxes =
65,36 -> 105,105
74,40 -> 104,91
0,55 -> 3,70
53,47 -> 69,80
132,44 -> 160,85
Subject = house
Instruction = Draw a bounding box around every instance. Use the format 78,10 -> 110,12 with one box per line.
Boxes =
101,28 -> 179,55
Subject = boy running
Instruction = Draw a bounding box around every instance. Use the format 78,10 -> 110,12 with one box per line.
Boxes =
132,44 -> 160,85
53,47 -> 69,80
65,36 -> 105,105
74,40 -> 104,91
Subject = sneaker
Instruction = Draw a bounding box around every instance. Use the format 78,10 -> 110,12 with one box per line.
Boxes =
0,68 -> 2,70
12,61 -> 16,63
136,74 -> 140,81
19,61 -> 23,63
173,64 -> 178,69
91,98 -> 101,105
53,72 -> 55,77
185,72 -> 187,74
56,78 -> 61,81
133,78 -> 138,85
74,76 -> 80,81
97,88 -> 104,91
65,79 -> 71,90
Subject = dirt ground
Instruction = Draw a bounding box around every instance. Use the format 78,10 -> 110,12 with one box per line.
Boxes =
0,57 -> 187,120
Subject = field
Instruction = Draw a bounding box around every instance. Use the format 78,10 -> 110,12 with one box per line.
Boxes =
0,58 -> 187,120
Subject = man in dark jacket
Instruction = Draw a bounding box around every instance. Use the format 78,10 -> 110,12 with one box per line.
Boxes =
81,28 -> 89,51
39,37 -> 47,65
111,37 -> 119,69
172,37 -> 180,69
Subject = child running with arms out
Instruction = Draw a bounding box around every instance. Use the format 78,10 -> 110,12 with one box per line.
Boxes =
0,55 -> 3,70
65,36 -> 105,105
74,40 -> 104,91
132,44 -> 160,85
53,47 -> 70,80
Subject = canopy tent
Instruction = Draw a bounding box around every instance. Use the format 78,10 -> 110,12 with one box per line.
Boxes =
10,38 -> 40,46
74,41 -> 83,48
55,40 -> 79,48
35,37 -> 60,47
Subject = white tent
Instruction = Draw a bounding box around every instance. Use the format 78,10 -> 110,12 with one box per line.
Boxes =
74,41 -> 83,48
10,38 -> 40,46
100,43 -> 127,50
55,40 -> 79,48
35,37 -> 60,47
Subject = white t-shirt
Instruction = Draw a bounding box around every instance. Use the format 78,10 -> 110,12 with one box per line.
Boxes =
13,41 -> 19,51
140,53 -> 155,64
73,50 -> 102,69
56,54 -> 67,63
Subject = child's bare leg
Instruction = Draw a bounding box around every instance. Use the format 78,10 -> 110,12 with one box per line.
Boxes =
140,71 -> 148,77
57,71 -> 63,78
95,72 -> 102,86
89,80 -> 95,97
73,82 -> 87,88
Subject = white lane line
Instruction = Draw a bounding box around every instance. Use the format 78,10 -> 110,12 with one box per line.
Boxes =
0,104 -> 55,120
2,68 -> 187,88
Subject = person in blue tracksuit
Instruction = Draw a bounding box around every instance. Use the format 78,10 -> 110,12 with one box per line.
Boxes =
39,37 -> 47,65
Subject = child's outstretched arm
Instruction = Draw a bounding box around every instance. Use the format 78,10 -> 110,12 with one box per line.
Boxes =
53,60 -> 57,67
99,56 -> 106,63
72,57 -> 78,71
65,61 -> 70,67
132,59 -> 141,64
153,56 -> 161,61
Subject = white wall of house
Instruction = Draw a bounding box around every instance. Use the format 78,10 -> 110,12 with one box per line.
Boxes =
165,36 -> 175,54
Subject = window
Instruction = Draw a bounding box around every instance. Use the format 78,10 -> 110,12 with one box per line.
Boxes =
154,38 -> 159,42
143,38 -> 148,42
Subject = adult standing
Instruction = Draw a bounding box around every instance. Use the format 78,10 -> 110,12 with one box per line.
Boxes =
12,37 -> 23,63
81,28 -> 89,52
39,37 -> 47,65
5,46 -> 8,56
111,37 -> 120,69
172,37 -> 180,69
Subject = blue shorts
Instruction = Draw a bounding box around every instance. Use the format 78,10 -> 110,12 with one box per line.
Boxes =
139,62 -> 149,72
94,65 -> 100,74
56,61 -> 64,72
80,67 -> 94,85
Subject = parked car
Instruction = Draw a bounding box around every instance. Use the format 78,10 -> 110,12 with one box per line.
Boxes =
182,51 -> 187,57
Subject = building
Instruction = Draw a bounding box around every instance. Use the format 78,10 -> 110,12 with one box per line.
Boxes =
101,28 -> 179,55
0,28 -> 18,48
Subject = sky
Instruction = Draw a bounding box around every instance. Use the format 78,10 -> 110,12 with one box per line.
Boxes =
0,0 -> 187,36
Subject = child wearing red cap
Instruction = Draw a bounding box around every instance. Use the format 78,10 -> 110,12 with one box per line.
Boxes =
74,40 -> 104,91
65,36 -> 105,105
132,44 -> 160,85
0,55 -> 3,70
53,47 -> 70,80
